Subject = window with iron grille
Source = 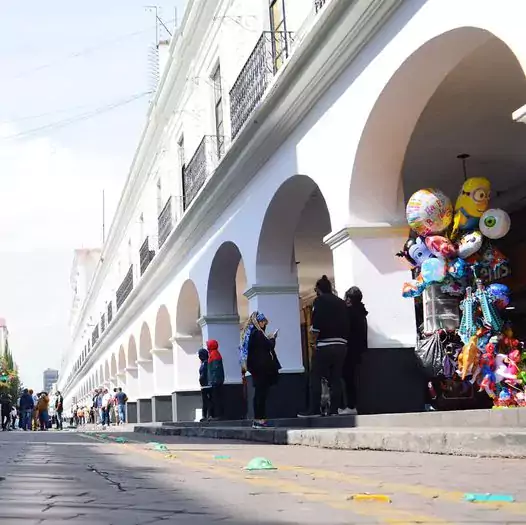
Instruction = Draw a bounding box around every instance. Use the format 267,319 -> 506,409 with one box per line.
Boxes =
101,313 -> 106,333
212,64 -> 225,158
107,302 -> 113,324
270,0 -> 287,72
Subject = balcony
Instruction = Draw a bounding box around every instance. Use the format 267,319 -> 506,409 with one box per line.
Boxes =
107,301 -> 113,324
183,135 -> 224,210
158,197 -> 173,249
100,313 -> 106,334
315,0 -> 328,13
229,31 -> 295,139
91,324 -> 99,347
139,236 -> 156,275
116,265 -> 134,310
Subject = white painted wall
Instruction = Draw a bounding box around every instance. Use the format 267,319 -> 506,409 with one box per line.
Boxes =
59,0 -> 526,410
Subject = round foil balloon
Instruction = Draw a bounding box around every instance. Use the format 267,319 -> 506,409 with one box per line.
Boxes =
406,189 -> 453,237
425,235 -> 457,259
479,209 -> 511,239
488,283 -> 510,309
457,231 -> 483,259
421,258 -> 447,284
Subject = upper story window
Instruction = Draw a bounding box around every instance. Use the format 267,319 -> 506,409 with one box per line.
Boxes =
211,64 -> 225,158
269,0 -> 287,72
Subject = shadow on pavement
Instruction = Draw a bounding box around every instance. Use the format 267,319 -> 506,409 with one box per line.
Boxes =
0,431 -> 301,524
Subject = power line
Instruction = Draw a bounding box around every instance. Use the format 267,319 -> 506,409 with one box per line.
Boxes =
0,91 -> 153,141
9,19 -> 175,82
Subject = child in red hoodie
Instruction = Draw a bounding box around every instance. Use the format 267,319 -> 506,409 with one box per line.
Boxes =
206,339 -> 224,419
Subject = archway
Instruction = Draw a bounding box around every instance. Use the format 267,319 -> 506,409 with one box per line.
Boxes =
125,335 -> 139,405
127,335 -> 138,367
173,279 -> 202,393
252,174 -> 334,417
104,361 -> 110,383
205,242 -> 250,387
139,322 -> 153,360
110,354 -> 117,379
152,305 -> 175,403
346,27 -> 526,413
118,345 -> 126,372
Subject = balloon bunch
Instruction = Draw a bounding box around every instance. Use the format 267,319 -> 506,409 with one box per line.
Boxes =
397,178 -> 511,299
397,178 -> 526,407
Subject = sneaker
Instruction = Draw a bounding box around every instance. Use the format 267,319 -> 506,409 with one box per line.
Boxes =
297,412 -> 321,418
338,407 -> 358,416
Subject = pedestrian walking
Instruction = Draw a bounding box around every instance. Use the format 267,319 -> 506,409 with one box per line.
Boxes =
0,391 -> 12,431
36,392 -> 50,431
101,389 -> 112,428
55,391 -> 64,430
114,388 -> 128,424
240,311 -> 281,428
298,275 -> 349,418
19,389 -> 34,431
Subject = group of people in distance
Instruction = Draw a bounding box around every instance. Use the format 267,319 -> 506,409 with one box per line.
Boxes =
198,275 -> 368,428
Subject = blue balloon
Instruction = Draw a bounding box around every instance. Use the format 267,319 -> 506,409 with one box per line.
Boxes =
421,258 -> 447,284
448,258 -> 467,279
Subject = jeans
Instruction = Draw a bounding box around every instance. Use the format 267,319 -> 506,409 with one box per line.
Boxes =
210,386 -> 223,419
308,343 -> 347,415
56,411 -> 63,430
22,409 -> 32,430
39,410 -> 49,430
117,404 -> 126,424
101,407 -> 110,426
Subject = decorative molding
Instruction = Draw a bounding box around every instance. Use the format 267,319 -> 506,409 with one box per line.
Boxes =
197,314 -> 240,327
136,358 -> 153,365
170,333 -> 200,343
149,347 -> 173,355
116,372 -> 126,378
124,366 -> 138,373
324,223 -> 409,248
243,285 -> 299,300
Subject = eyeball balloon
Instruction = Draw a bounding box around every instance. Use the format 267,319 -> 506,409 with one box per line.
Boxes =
479,209 -> 511,239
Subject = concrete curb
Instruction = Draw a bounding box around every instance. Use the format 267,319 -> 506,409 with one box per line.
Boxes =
134,424 -> 526,458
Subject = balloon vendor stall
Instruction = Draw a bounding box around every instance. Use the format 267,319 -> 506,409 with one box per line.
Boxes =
397,178 -> 526,408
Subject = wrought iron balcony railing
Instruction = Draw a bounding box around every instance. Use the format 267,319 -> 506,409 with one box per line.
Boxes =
183,135 -> 224,210
158,197 -> 173,249
91,324 -> 99,347
107,301 -> 113,324
230,31 -> 294,139
315,0 -> 327,13
116,265 -> 134,310
100,313 -> 106,334
139,236 -> 156,275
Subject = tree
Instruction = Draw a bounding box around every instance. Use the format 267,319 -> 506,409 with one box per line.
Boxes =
0,340 -> 20,402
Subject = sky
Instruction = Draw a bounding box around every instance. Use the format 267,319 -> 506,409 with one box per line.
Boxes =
0,0 -> 186,390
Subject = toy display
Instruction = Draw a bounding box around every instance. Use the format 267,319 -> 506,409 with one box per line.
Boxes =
398,177 -> 526,408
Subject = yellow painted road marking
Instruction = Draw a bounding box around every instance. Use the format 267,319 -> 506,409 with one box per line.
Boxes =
80,432 -> 449,524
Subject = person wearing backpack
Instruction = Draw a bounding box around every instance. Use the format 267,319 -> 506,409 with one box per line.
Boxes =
206,340 -> 224,420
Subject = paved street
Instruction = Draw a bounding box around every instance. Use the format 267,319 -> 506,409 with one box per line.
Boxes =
0,430 -> 526,524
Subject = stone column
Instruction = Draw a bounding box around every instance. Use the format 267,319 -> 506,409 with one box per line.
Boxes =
124,365 -> 139,424
171,334 -> 202,422
243,285 -> 305,418
325,224 -> 424,414
151,347 -> 174,422
137,358 -> 154,423
197,315 -> 244,420
116,372 -> 126,389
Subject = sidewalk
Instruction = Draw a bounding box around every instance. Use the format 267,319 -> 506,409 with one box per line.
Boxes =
134,408 -> 526,458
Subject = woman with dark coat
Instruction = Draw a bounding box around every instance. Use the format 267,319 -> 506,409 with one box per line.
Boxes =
339,286 -> 368,415
239,312 -> 281,428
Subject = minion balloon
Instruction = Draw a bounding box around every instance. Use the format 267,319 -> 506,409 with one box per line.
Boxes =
451,177 -> 491,238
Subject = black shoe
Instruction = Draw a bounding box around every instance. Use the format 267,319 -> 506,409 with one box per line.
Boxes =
297,412 -> 321,418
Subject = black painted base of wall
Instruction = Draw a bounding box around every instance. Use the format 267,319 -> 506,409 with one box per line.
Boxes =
172,384 -> 245,422
246,372 -> 307,420
137,398 -> 152,423
127,402 -> 137,424
356,347 -> 425,415
152,395 -> 172,422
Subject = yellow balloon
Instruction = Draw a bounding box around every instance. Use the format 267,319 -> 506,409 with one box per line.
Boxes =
451,177 -> 491,238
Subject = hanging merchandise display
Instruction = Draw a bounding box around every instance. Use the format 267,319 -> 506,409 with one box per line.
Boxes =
397,176 -> 526,408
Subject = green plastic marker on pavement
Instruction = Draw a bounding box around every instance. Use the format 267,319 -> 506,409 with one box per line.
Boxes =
154,443 -> 168,452
99,434 -> 108,439
244,457 -> 277,471
214,455 -> 231,460
115,437 -> 127,444
464,493 -> 515,503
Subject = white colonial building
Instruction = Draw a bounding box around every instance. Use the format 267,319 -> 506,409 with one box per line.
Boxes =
58,0 -> 526,422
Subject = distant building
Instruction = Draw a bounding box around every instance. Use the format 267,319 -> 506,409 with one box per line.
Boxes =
0,318 -> 8,355
43,369 -> 59,393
